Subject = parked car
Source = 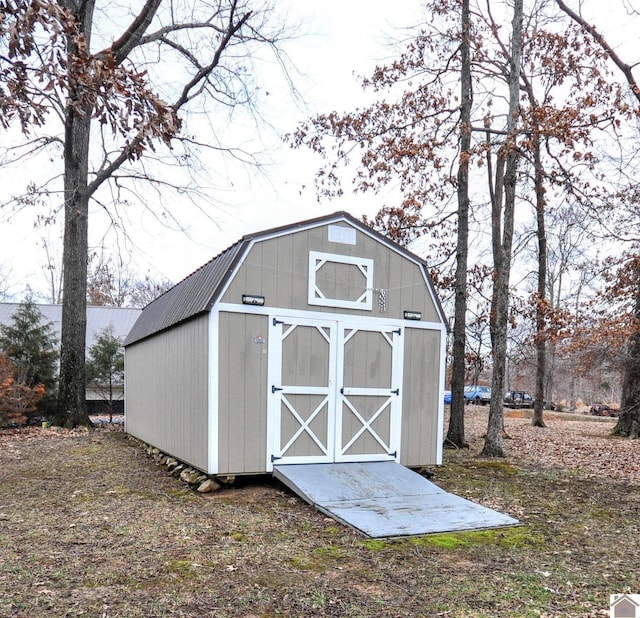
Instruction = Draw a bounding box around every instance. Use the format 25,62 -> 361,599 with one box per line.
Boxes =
443,390 -> 452,405
504,391 -> 534,408
589,403 -> 618,417
464,385 -> 491,405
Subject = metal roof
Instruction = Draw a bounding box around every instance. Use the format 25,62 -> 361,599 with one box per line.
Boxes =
0,303 -> 141,349
124,240 -> 246,345
124,211 -> 447,346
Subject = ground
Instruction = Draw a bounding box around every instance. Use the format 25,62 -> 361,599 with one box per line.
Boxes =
0,407 -> 638,617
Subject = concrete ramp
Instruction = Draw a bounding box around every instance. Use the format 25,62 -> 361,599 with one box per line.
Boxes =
273,461 -> 519,538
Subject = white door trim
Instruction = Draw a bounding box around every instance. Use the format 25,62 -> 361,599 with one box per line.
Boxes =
267,313 -> 404,470
267,315 -> 337,469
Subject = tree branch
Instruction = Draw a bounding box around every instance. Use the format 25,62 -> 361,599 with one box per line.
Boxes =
556,0 -> 640,106
101,0 -> 163,66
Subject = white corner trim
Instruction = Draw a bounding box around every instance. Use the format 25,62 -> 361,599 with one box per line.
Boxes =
436,327 -> 447,465
207,308 -> 219,475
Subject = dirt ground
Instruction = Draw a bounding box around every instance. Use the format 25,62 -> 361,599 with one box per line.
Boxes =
0,408 -> 638,617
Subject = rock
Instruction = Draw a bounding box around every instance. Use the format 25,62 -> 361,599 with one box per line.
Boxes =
180,468 -> 194,483
197,479 -> 221,493
165,458 -> 178,470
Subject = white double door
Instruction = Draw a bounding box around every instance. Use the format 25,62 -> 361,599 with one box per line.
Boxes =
268,315 -> 403,466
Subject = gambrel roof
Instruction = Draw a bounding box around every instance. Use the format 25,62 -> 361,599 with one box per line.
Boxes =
124,211 -> 447,346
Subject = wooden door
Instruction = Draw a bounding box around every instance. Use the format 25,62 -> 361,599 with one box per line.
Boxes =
268,316 -> 337,465
336,324 -> 402,462
268,316 -> 403,466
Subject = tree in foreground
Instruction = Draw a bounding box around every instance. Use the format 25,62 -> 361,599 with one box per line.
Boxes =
1,0 -> 291,427
86,326 -> 124,423
0,298 -> 58,419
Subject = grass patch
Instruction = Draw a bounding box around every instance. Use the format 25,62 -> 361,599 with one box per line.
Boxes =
357,538 -> 388,551
411,526 -> 544,550
1,426 -> 637,617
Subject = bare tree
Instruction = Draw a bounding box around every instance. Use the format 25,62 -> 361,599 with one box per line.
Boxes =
481,0 -> 524,458
39,237 -> 64,304
555,0 -> 640,436
446,0 -> 472,449
87,250 -> 172,307
1,0 -> 293,427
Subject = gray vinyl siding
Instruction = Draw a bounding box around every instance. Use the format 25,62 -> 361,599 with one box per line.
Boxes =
217,312 -> 269,474
221,225 -> 440,322
125,314 -> 209,471
401,328 -> 442,466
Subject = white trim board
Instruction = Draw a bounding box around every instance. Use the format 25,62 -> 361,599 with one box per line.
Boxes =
207,309 -> 220,475
217,303 -> 446,333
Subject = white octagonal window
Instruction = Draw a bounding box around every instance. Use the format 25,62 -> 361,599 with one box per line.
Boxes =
308,251 -> 374,310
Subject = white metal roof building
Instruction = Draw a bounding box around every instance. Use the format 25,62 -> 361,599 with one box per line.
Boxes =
0,303 -> 141,408
0,303 -> 141,350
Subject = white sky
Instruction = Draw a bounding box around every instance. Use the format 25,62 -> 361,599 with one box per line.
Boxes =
0,0 -> 423,300
1,0 -> 638,301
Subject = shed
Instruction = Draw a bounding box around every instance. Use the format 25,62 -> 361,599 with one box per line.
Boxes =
124,211 -> 448,477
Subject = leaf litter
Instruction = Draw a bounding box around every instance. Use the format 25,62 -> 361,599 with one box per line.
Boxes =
0,408 -> 638,617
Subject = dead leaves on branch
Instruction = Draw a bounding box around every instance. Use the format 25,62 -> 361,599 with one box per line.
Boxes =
1,0 -> 263,163
0,0 -> 179,156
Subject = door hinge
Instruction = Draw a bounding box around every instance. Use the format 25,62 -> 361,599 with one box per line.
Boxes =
393,328 -> 401,335
271,454 -> 282,463
391,388 -> 400,395
273,318 -> 284,326
389,450 -> 397,458
272,385 -> 283,393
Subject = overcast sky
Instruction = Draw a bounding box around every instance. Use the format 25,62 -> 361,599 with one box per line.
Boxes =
1,1 -> 638,301
0,0 -> 425,300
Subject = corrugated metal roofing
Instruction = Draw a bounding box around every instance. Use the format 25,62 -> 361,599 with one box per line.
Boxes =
0,303 -> 141,349
124,211 -> 447,346
124,240 -> 246,345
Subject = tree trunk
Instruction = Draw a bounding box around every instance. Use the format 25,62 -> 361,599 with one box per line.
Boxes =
482,0 -> 523,457
446,0 -> 472,449
614,277 -> 640,437
56,0 -> 96,429
532,131 -> 547,428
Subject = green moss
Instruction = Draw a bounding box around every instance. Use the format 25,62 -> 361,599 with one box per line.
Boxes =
357,538 -> 388,551
313,544 -> 343,561
290,554 -> 314,570
466,460 -> 521,475
408,526 -> 543,550
419,533 -> 467,549
164,558 -> 193,575
323,525 -> 342,537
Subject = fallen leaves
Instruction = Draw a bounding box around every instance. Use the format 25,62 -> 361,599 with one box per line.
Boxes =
461,407 -> 640,484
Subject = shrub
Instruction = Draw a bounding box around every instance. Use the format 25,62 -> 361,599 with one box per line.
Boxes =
0,354 -> 45,427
